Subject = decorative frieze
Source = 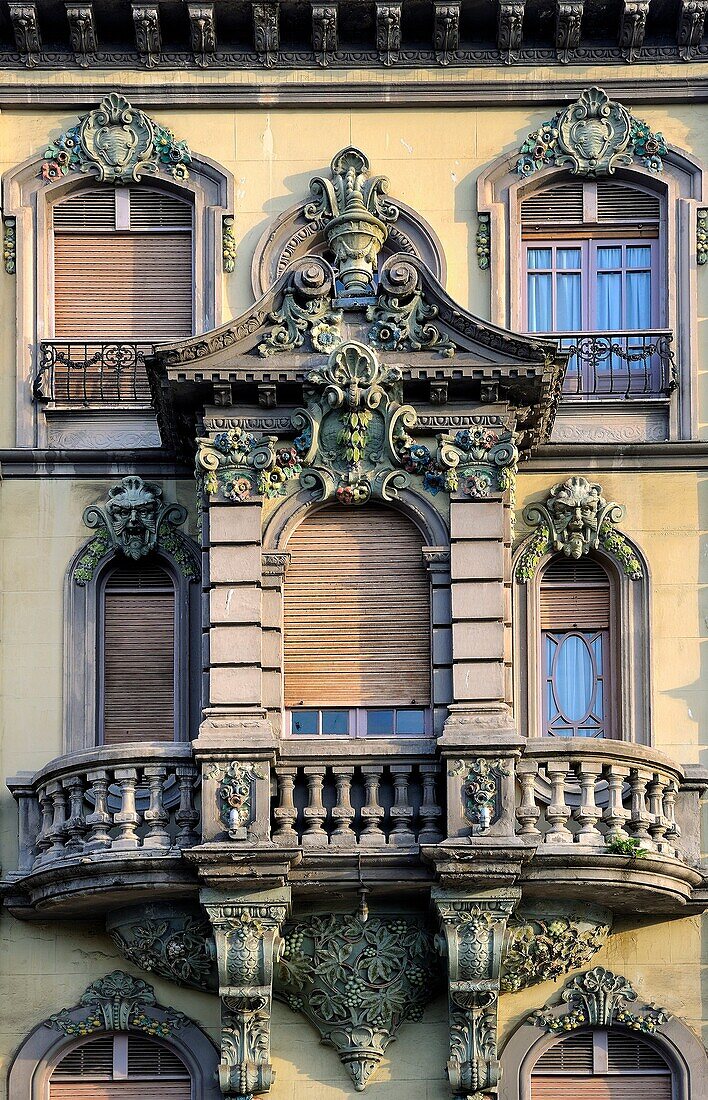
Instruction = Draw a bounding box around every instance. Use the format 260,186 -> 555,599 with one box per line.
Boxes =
204,892 -> 290,1099
3,217 -> 16,275
311,3 -> 337,66
619,0 -> 649,60
476,212 -> 491,270
9,2 -> 41,65
132,3 -> 161,66
376,1 -> 402,65
47,971 -> 188,1037
517,475 -> 643,580
433,2 -> 460,64
41,92 -> 191,183
65,3 -> 97,65
277,912 -> 440,1090
253,1 -> 280,66
532,967 -> 671,1035
678,0 -> 708,57
517,86 -> 667,177
187,2 -> 216,65
497,0 -> 524,61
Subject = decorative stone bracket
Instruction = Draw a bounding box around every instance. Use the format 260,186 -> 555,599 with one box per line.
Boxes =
433,889 -> 519,1098
204,890 -> 290,1100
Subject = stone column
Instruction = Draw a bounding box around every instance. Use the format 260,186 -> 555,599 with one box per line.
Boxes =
433,888 -> 519,1099
203,888 -> 290,1100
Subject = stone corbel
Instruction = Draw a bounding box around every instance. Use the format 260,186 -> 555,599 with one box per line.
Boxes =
9,2 -> 41,65
311,2 -> 337,66
433,889 -> 519,1098
204,890 -> 290,1100
619,0 -> 649,61
252,0 -> 280,66
554,0 -> 583,61
65,3 -> 97,65
376,1 -> 403,65
497,0 -> 524,62
132,2 -> 161,66
433,2 -> 460,65
187,2 -> 216,65
677,0 -> 708,58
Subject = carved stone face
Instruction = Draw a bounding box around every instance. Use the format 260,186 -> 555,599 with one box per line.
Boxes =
106,476 -> 161,559
548,477 -> 604,559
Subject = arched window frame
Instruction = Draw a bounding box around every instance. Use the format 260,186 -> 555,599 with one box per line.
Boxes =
3,145 -> 233,447
513,540 -> 651,745
64,539 -> 201,754
499,1012 -> 707,1100
7,1014 -> 221,1100
477,142 -> 704,440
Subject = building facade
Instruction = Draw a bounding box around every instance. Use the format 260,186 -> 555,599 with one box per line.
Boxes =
0,5 -> 707,1099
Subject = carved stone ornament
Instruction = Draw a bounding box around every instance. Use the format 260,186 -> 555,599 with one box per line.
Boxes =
253,1 -> 280,66
9,2 -> 41,65
41,91 -> 192,184
205,761 -> 268,839
367,256 -> 457,356
3,216 -> 16,274
517,475 -> 643,581
517,86 -> 668,177
501,904 -> 611,992
311,3 -> 337,66
476,213 -> 491,270
555,0 -> 583,60
305,146 -> 399,295
187,2 -> 216,65
132,4 -> 161,67
448,758 -> 509,832
697,207 -> 708,264
46,970 -> 188,1038
433,891 -> 518,1098
619,0 -> 649,61
204,894 -> 289,1100
223,215 -> 237,272
376,1 -> 403,65
108,904 -> 218,992
276,912 -> 440,1091
497,0 -> 524,62
197,340 -> 518,506
65,3 -> 97,65
678,0 -> 708,59
433,2 -> 460,64
532,966 -> 671,1035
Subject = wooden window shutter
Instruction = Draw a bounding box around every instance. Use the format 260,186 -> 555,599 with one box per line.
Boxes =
540,556 -> 610,631
50,1035 -> 191,1100
532,1029 -> 672,1100
53,186 -> 193,340
531,1079 -> 671,1100
284,505 -> 431,707
102,561 -> 176,745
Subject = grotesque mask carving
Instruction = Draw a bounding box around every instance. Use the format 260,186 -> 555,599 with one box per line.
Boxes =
83,476 -> 188,561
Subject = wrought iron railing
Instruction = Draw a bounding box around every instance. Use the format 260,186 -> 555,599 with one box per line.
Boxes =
556,329 -> 676,398
34,341 -> 155,405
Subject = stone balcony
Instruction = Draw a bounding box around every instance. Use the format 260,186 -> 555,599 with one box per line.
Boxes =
4,737 -> 706,918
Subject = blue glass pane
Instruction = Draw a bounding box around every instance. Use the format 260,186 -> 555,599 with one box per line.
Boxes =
597,247 -> 622,268
527,273 -> 552,332
597,272 -> 622,329
556,273 -> 582,330
396,709 -> 425,735
292,710 -> 318,735
627,245 -> 651,269
557,248 -> 581,270
367,709 -> 395,735
555,635 -> 594,722
527,248 -> 552,270
626,271 -> 651,329
322,710 -> 349,736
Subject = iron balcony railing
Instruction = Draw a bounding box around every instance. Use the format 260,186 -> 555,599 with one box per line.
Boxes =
34,341 -> 155,405
556,329 -> 677,398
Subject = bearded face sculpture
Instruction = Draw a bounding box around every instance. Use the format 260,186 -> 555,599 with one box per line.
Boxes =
104,477 -> 162,559
547,477 -> 604,559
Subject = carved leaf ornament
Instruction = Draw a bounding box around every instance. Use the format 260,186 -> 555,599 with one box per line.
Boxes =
532,966 -> 671,1035
47,970 -> 188,1038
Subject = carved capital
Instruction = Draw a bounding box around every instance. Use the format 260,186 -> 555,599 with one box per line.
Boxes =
311,3 -> 337,66
132,3 -> 161,66
187,3 -> 217,64
376,1 -> 403,65
433,2 -> 460,65
619,0 -> 649,60
204,890 -> 290,1099
252,1 -> 280,66
497,0 -> 524,61
65,3 -> 97,64
433,890 -> 519,1098
9,2 -> 41,65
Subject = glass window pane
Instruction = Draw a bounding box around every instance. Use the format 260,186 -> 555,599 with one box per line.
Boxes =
527,273 -> 553,332
627,245 -> 652,269
527,248 -> 552,270
596,272 -> 622,329
396,709 -> 426,735
556,273 -> 582,330
291,710 -> 318,735
597,246 -> 622,269
626,270 -> 652,329
554,634 -> 594,722
366,709 -> 395,736
322,710 -> 349,736
557,248 -> 581,270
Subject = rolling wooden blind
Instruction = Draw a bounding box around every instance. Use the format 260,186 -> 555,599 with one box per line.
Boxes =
540,555 -> 610,630
284,506 -> 430,707
102,562 -> 176,745
531,1080 -> 671,1100
53,186 -> 193,339
50,1035 -> 191,1100
532,1030 -> 671,1100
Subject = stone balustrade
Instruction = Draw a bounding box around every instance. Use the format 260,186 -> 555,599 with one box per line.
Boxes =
517,739 -> 684,857
271,760 -> 444,847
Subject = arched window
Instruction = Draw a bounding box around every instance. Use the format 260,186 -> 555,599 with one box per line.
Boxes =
100,559 -> 177,745
530,1029 -> 672,1099
283,505 -> 431,737
50,184 -> 193,402
539,555 -> 614,738
49,1033 -> 192,1099
521,177 -> 665,396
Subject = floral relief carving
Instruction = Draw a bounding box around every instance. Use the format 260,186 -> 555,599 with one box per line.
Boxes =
41,91 -> 191,183
501,909 -> 611,992
109,906 -> 217,991
517,86 -> 667,177
516,475 -> 642,581
449,758 -> 509,832
276,912 -> 440,1091
47,971 -> 188,1038
367,256 -> 456,356
3,216 -> 16,274
532,966 -> 671,1035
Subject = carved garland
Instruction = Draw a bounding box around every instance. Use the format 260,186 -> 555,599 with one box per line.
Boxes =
46,971 -> 188,1038
516,475 -> 643,581
517,86 -> 668,177
532,966 -> 671,1035
501,915 -> 610,993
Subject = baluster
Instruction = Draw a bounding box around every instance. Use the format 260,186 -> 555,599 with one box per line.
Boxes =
418,763 -> 443,843
663,779 -> 681,854
34,786 -> 55,865
516,759 -> 541,838
544,760 -> 572,843
272,768 -> 299,845
389,765 -> 416,846
360,766 -> 386,846
112,767 -> 141,850
627,768 -> 653,848
647,773 -> 670,852
63,774 -> 87,852
47,780 -> 68,859
85,768 -> 113,851
302,767 -> 328,847
330,767 -> 355,846
603,764 -> 630,842
175,764 -> 200,848
143,765 -> 171,850
574,760 -> 603,846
